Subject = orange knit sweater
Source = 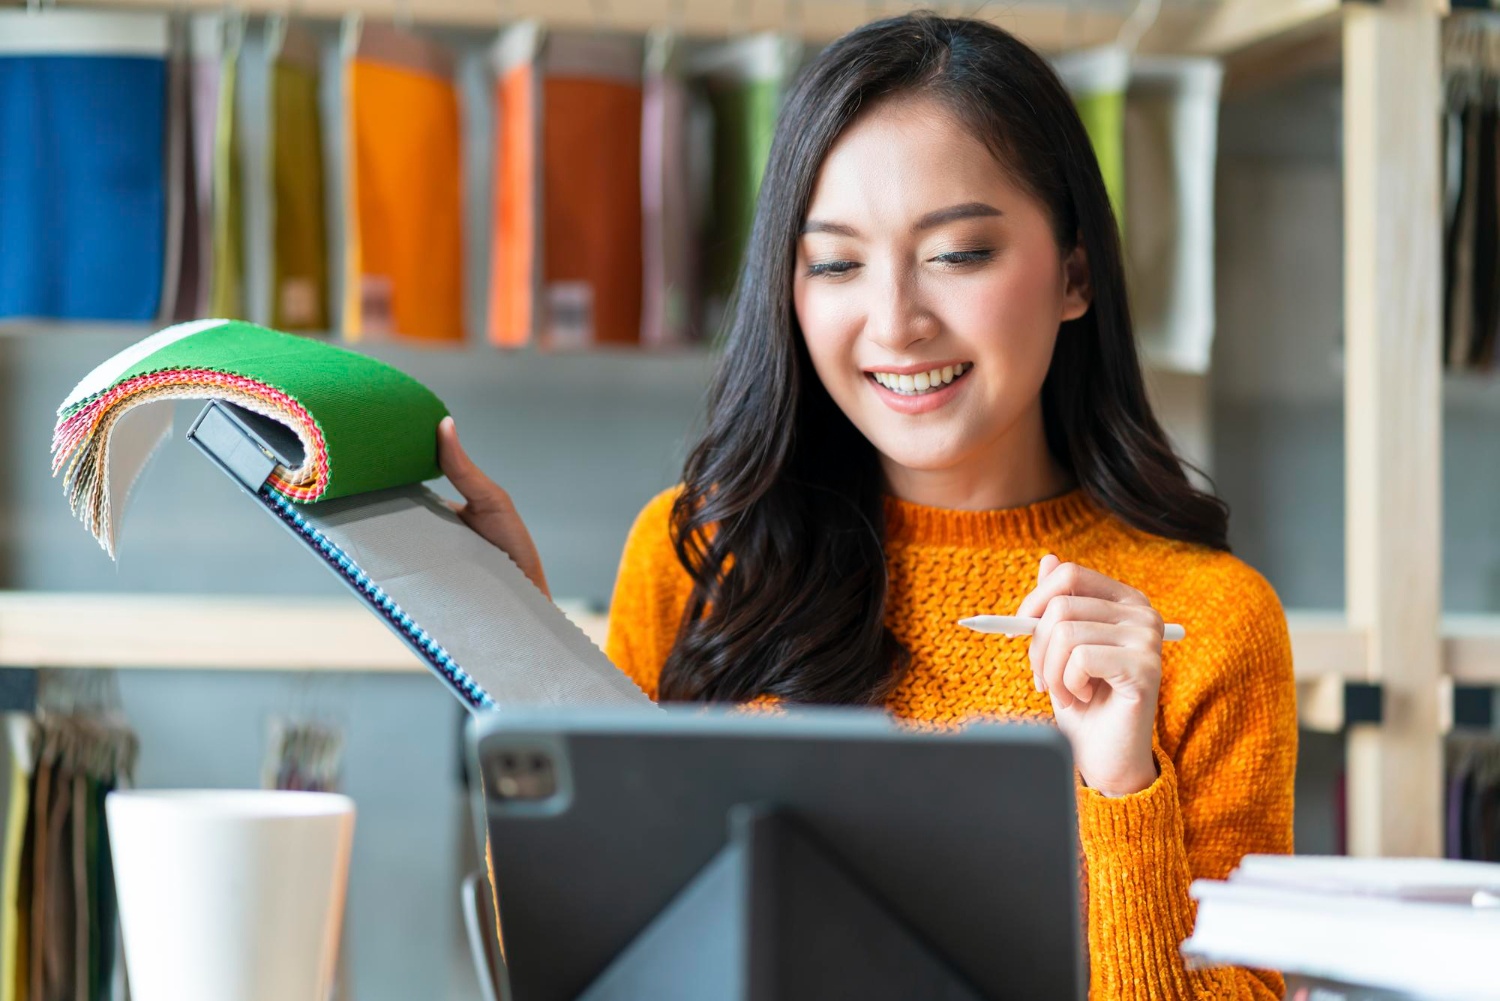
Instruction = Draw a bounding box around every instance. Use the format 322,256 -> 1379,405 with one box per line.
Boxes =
604,486 -> 1298,1000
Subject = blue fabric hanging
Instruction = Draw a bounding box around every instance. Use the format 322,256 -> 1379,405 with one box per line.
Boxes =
0,52 -> 166,321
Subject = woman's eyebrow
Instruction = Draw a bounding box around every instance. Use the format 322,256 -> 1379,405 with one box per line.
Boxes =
912,202 -> 1002,231
800,219 -> 860,237
800,202 -> 1002,238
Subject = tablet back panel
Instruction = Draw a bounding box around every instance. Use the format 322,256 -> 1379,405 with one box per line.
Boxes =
473,709 -> 1084,1001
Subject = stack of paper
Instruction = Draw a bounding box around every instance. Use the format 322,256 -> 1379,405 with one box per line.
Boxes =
1183,855 -> 1500,1000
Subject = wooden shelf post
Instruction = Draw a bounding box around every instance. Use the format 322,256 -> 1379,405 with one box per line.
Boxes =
1342,0 -> 1445,858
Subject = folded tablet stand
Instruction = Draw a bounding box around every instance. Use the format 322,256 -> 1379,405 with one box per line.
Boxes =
579,806 -> 982,1001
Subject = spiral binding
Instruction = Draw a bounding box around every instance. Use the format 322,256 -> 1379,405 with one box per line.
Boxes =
260,487 -> 496,711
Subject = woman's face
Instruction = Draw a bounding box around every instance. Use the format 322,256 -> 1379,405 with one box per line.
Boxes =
793,95 -> 1090,498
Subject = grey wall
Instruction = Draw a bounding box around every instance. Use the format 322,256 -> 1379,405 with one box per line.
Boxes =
1214,74 -> 1500,615
1214,73 -> 1500,856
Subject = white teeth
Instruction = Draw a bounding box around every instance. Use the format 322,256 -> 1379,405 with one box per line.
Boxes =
870,363 -> 971,396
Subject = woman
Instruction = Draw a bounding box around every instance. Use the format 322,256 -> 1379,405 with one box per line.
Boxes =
441,12 -> 1296,999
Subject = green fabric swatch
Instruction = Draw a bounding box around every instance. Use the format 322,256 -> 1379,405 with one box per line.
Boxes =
1075,89 -> 1127,235
704,76 -> 780,300
271,58 -> 329,332
119,322 -> 449,501
211,33 -> 246,320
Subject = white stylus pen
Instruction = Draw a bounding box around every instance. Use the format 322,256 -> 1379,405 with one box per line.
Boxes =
959,615 -> 1186,642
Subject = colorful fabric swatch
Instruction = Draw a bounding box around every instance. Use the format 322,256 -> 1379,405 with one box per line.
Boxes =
0,715 -> 35,1001
341,20 -> 464,342
490,22 -> 542,347
52,318 -> 449,554
3,707 -> 134,1001
692,34 -> 800,315
490,25 -> 646,348
641,29 -> 704,347
269,19 -> 331,332
1054,45 -> 1130,235
0,10 -> 169,322
187,13 -> 248,320
1123,56 -> 1222,373
458,50 -> 497,349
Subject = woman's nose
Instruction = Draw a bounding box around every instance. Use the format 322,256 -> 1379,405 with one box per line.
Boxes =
863,266 -> 938,351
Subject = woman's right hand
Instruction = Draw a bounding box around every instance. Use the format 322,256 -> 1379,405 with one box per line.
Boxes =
436,416 -> 552,599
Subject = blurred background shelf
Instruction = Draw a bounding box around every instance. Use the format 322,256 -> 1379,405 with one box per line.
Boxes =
0,590 -> 609,670
12,591 -> 1495,686
47,0 -> 1336,54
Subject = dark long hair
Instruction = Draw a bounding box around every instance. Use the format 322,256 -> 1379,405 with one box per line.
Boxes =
659,12 -> 1230,705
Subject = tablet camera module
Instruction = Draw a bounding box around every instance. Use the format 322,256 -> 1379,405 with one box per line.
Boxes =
490,749 -> 558,803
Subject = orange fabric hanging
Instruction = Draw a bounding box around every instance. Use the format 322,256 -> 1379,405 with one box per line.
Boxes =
490,28 -> 643,349
490,55 -> 537,347
539,73 -> 642,346
344,36 -> 464,342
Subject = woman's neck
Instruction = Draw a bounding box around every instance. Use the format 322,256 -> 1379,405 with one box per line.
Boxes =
879,407 -> 1075,512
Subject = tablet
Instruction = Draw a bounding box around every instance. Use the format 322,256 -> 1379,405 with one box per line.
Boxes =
470,707 -> 1084,1001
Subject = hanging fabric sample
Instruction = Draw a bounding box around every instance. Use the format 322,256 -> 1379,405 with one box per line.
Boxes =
692,33 -> 801,325
1054,45 -> 1130,235
160,15 -> 200,325
459,48 -> 497,347
0,715 -> 35,1001
1446,733 -> 1500,861
489,25 -> 646,348
1122,56 -> 1222,373
490,21 -> 542,347
0,10 -> 170,322
236,18 -> 274,329
641,29 -> 704,347
1442,15 -> 1500,373
5,674 -> 137,1001
187,12 -> 249,321
340,18 -> 464,342
267,18 -> 331,332
263,717 -> 345,794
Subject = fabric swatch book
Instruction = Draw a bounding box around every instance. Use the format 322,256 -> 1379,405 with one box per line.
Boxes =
51,319 -> 652,714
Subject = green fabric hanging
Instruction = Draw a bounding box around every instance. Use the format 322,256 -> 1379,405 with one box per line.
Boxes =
210,21 -> 246,320
1054,46 -> 1130,235
270,47 -> 329,331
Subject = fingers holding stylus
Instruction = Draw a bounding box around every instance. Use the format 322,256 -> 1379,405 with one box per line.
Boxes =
1021,557 -> 1165,709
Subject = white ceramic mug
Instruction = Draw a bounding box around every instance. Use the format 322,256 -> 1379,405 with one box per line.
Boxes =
106,789 -> 355,1001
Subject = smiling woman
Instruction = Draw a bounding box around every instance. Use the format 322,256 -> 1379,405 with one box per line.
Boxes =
439,12 -> 1297,1000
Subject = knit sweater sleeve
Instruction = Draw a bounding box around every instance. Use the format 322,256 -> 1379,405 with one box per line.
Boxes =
1075,561 -> 1298,1000
603,487 -> 687,701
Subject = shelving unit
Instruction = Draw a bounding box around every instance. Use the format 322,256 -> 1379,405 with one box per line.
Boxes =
0,591 -> 610,670
5,0 -> 1486,860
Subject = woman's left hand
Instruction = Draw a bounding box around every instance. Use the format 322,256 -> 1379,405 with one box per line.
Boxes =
1016,554 -> 1164,797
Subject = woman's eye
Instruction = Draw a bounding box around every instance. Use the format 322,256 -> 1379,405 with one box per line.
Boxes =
931,249 -> 994,267
806,260 -> 861,278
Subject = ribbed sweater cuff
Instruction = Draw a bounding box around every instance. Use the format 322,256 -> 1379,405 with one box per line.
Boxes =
1075,746 -> 1198,998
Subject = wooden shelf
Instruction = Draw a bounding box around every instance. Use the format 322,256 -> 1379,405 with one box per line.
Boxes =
48,0 -> 1333,54
0,591 -> 608,672
1445,613 -> 1500,685
12,591 -> 1496,686
1286,610 -> 1368,681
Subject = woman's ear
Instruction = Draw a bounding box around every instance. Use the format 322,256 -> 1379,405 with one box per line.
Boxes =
1061,239 -> 1092,322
